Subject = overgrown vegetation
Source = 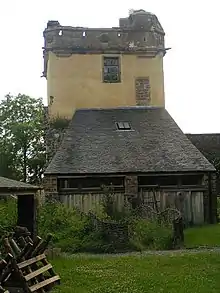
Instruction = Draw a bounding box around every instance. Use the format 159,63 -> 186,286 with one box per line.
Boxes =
0,197 -> 175,253
130,219 -> 173,250
0,199 -> 17,236
37,201 -> 109,253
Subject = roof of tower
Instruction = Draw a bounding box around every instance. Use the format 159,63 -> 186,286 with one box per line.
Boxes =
45,107 -> 215,175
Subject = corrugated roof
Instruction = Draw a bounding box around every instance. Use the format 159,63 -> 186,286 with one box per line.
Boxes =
45,107 -> 215,174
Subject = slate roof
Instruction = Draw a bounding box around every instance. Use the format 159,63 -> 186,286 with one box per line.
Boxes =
45,107 -> 215,175
0,176 -> 39,191
187,134 -> 220,159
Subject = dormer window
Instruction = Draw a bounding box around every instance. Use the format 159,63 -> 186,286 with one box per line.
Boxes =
116,122 -> 131,130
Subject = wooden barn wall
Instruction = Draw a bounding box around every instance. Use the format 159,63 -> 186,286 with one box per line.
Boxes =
59,192 -> 127,213
139,189 -> 204,225
59,189 -> 204,225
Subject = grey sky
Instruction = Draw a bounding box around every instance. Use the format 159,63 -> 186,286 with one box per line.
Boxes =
0,0 -> 219,133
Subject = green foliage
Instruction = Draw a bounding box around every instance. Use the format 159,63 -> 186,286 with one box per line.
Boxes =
0,199 -> 17,235
49,116 -> 70,130
131,219 -> 173,250
0,93 -> 46,183
101,186 -> 132,223
38,202 -> 131,253
38,202 -> 91,252
0,198 -> 173,254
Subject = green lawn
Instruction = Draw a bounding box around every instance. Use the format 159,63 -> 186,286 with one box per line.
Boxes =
51,253 -> 220,293
184,224 -> 220,248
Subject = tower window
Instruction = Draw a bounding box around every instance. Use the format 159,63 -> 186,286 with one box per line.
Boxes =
103,57 -> 121,83
116,122 -> 131,130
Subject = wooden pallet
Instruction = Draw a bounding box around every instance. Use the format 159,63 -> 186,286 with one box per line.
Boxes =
0,228 -> 60,293
12,254 -> 60,293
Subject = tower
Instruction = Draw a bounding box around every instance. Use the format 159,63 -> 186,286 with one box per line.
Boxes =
43,9 -> 167,119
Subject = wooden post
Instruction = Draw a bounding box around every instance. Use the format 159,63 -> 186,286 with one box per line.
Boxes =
17,194 -> 37,238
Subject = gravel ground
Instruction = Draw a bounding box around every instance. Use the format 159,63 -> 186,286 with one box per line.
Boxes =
59,247 -> 220,259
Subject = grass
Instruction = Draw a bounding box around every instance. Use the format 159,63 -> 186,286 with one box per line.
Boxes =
51,253 -> 220,293
184,224 -> 220,248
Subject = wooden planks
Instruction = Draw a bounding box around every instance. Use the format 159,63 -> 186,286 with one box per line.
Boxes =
24,264 -> 52,281
29,276 -> 60,292
17,255 -> 46,269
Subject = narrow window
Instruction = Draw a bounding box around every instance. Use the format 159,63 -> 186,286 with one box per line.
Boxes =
116,122 -> 131,130
103,57 -> 121,83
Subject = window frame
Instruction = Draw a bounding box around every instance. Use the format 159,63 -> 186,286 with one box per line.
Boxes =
102,56 -> 121,83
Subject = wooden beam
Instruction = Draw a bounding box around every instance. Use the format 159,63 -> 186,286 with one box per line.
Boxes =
17,254 -> 46,269
24,264 -> 52,281
29,276 -> 60,292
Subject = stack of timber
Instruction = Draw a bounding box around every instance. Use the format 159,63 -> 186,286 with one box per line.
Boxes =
0,227 -> 60,293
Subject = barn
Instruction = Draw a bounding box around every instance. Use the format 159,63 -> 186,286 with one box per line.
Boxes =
44,107 -> 217,225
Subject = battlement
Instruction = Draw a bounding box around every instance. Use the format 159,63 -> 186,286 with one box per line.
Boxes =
43,10 -> 165,77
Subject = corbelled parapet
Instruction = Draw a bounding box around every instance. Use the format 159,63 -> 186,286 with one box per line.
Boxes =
42,9 -> 166,77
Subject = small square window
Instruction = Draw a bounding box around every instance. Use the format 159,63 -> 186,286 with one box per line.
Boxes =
116,122 -> 131,130
103,57 -> 121,83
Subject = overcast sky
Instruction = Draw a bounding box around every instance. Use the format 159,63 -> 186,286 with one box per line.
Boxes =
0,0 -> 219,133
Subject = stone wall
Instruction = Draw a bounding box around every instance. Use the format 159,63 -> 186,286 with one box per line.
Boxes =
89,212 -> 129,246
135,77 -> 151,105
43,175 -> 59,201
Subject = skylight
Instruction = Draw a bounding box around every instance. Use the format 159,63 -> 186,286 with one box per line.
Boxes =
116,122 -> 132,130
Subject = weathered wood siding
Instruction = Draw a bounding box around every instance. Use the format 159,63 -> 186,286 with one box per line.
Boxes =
59,192 -> 126,213
59,189 -> 204,225
139,189 -> 204,225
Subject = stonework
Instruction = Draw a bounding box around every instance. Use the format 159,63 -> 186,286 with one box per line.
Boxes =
43,175 -> 59,201
43,10 -> 165,76
135,77 -> 151,105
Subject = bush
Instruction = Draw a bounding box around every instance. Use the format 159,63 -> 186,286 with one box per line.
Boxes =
38,202 -> 93,252
0,198 -> 17,235
101,185 -> 132,223
0,198 -> 175,254
130,219 -> 173,250
38,202 -> 174,253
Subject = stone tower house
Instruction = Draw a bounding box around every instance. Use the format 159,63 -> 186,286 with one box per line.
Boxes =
43,10 -> 217,225
43,9 -> 168,119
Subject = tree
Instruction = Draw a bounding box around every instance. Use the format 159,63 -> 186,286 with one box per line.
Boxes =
0,94 -> 46,183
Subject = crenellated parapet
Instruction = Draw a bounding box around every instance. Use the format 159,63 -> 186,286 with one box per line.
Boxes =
42,9 -> 166,77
